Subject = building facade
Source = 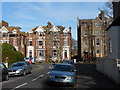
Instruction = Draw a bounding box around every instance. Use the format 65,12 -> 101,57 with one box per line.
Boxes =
77,11 -> 113,61
25,22 -> 71,62
0,20 -> 26,55
0,21 -> 72,62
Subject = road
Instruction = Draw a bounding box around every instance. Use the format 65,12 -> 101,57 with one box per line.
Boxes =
1,63 -> 119,90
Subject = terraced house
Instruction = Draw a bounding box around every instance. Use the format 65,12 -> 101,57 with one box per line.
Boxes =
26,22 -> 71,62
0,21 -> 72,62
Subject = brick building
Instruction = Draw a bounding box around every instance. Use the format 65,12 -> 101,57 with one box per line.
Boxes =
0,20 -> 26,55
25,22 -> 71,62
0,20 -> 72,62
77,11 -> 113,61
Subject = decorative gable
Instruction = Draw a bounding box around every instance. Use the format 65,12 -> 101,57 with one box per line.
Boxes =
12,29 -> 17,34
0,26 -> 9,33
63,28 -> 69,33
35,26 -> 45,32
49,26 -> 60,32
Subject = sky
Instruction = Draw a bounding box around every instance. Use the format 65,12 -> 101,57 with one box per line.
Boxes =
2,2 -> 106,40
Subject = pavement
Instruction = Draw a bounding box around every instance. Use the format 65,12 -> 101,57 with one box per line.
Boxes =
76,63 -> 119,88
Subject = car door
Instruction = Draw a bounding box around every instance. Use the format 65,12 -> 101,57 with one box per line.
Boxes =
1,64 -> 8,80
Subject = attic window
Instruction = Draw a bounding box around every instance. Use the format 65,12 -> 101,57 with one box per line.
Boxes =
95,23 -> 99,27
39,32 -> 42,36
54,32 -> 57,36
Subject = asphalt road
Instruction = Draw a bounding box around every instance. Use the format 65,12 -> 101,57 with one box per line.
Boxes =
1,63 -> 119,90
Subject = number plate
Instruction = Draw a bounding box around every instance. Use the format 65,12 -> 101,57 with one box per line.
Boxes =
9,72 -> 15,74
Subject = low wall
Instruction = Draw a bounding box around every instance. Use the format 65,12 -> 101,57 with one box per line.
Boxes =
96,58 -> 120,85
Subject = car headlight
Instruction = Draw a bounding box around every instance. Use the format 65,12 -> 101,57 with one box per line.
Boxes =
17,69 -> 23,71
16,69 -> 23,73
66,76 -> 73,80
49,75 -> 54,78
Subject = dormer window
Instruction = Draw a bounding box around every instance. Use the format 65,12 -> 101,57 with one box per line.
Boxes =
53,32 -> 57,36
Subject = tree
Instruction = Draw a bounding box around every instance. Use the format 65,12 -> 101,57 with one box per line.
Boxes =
99,2 -> 113,17
104,2 -> 113,17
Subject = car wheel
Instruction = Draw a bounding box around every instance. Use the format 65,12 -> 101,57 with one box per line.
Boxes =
23,70 -> 26,76
29,70 -> 32,74
5,74 -> 9,81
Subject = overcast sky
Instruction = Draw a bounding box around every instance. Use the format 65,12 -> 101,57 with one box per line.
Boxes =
2,2 -> 106,40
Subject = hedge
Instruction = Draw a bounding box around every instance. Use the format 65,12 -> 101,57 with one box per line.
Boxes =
1,43 -> 24,66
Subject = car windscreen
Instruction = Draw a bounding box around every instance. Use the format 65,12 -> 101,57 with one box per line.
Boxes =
11,63 -> 25,67
53,65 -> 74,72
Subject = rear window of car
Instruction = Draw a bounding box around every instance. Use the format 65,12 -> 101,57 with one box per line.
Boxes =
11,63 -> 25,67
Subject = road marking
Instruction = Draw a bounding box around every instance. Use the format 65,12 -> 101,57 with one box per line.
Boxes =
31,75 -> 44,81
11,83 -> 27,90
46,72 -> 50,74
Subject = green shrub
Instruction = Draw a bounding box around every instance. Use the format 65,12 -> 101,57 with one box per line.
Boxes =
1,43 -> 24,66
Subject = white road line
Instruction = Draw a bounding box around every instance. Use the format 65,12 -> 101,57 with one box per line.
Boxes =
31,75 -> 44,81
46,72 -> 50,74
11,83 -> 27,90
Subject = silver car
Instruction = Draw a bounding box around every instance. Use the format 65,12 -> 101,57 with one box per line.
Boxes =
8,61 -> 32,76
48,64 -> 77,86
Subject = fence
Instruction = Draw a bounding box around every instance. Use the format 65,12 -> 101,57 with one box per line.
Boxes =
96,58 -> 120,85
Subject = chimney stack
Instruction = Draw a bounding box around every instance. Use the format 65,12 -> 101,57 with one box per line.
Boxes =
69,26 -> 71,33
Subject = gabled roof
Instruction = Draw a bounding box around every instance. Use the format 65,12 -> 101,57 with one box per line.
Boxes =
6,27 -> 20,32
31,25 -> 65,32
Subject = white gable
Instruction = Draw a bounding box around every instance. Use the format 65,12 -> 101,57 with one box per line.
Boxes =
49,26 -> 60,32
12,29 -> 17,34
0,26 -> 9,33
63,28 -> 69,33
35,26 -> 45,32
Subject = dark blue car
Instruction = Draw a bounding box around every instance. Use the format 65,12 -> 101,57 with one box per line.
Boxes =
0,63 -> 9,81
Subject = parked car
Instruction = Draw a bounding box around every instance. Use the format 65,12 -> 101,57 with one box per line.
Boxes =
48,64 -> 77,86
0,63 -> 9,81
8,61 -> 32,76
24,57 -> 35,64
